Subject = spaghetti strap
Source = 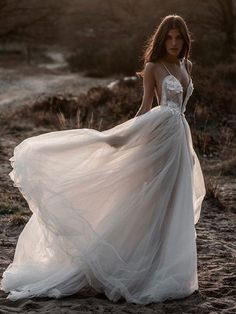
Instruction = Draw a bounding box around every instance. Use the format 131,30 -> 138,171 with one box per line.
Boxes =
160,62 -> 172,75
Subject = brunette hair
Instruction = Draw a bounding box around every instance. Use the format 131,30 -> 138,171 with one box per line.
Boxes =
136,15 -> 191,77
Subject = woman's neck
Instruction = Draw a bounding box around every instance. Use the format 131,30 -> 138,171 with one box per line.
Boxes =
162,55 -> 182,65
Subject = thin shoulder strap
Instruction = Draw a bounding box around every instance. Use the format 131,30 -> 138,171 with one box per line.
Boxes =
160,62 -> 172,75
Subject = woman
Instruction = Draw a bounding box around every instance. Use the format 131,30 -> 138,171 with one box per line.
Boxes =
1,14 -> 206,304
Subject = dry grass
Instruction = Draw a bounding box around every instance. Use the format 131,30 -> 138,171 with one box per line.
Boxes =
9,212 -> 29,226
0,83 -> 235,218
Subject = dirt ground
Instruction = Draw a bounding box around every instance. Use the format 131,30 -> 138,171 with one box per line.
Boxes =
0,191 -> 235,313
0,127 -> 235,314
0,63 -> 113,110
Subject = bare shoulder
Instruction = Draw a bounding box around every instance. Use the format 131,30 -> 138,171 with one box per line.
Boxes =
145,61 -> 164,77
145,61 -> 164,70
144,62 -> 155,74
186,59 -> 193,73
143,62 -> 157,82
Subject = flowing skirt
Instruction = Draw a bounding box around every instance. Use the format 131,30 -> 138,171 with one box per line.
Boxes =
1,105 -> 206,304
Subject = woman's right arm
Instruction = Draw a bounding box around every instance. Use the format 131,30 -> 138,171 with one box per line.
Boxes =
135,62 -> 156,117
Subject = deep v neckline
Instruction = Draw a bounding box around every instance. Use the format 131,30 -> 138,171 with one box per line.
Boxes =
165,74 -> 192,103
160,61 -> 191,103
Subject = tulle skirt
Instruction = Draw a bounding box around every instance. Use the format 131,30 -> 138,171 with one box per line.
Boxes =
1,105 -> 205,304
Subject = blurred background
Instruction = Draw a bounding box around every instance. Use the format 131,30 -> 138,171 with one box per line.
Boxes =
0,0 -> 236,167
0,2 -> 235,312
0,0 -> 235,71
0,0 -> 235,151
0,0 -> 235,203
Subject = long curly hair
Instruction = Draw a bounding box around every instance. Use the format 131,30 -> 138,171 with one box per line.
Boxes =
136,15 -> 192,77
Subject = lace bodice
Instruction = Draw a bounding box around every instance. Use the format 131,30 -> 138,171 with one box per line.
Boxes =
159,62 -> 194,116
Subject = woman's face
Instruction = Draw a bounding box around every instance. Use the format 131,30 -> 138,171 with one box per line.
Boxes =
164,28 -> 184,58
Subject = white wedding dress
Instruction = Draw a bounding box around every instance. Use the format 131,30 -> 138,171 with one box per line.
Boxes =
1,63 -> 206,304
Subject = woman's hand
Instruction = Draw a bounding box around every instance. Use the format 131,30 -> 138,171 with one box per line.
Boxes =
192,154 -> 195,166
106,135 -> 126,148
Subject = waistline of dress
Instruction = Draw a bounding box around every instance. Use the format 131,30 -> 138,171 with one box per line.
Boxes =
160,103 -> 185,118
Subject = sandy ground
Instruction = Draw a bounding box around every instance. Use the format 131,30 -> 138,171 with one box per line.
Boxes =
0,132 -> 235,314
0,62 -> 235,313
0,199 -> 235,313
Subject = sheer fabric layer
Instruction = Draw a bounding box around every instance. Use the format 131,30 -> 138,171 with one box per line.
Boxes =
1,67 -> 206,304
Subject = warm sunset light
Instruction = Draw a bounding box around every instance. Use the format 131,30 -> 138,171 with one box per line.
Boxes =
0,1 -> 235,313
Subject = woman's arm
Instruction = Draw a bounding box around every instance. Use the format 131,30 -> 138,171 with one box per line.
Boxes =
186,59 -> 193,75
135,62 -> 156,117
106,63 -> 156,148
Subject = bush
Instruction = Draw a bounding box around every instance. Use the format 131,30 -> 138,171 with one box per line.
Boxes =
67,35 -> 143,77
192,62 -> 236,115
